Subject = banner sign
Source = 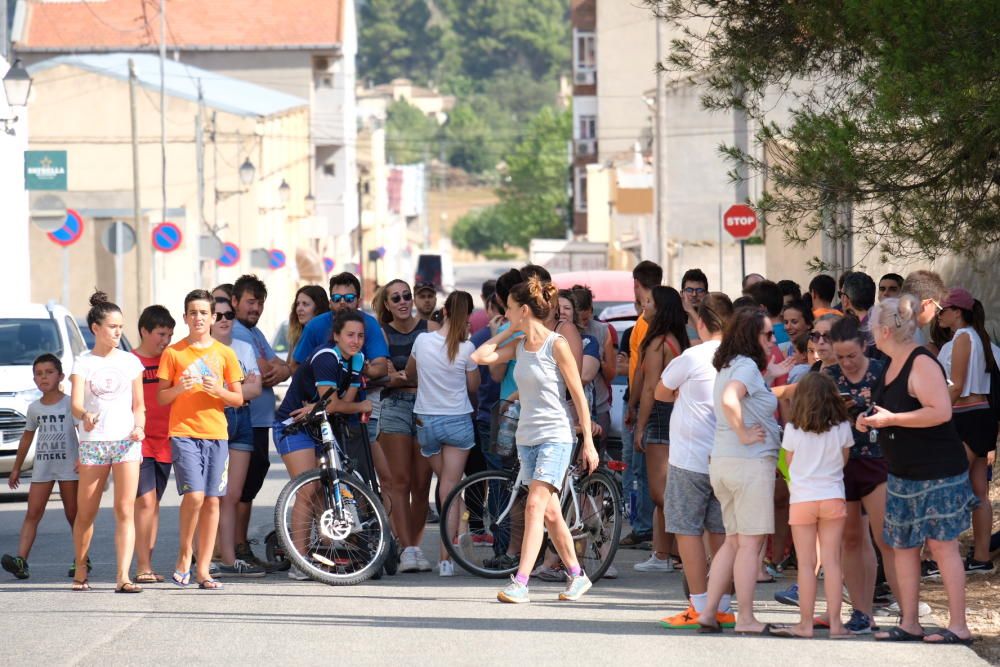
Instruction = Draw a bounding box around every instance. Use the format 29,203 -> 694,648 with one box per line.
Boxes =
25,151 -> 68,191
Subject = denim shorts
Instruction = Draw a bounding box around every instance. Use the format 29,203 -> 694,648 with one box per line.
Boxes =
225,405 -> 253,452
883,472 -> 979,548
272,420 -> 321,457
171,437 -> 229,497
416,414 -> 475,457
644,400 -> 673,446
517,441 -> 574,488
378,392 -> 417,436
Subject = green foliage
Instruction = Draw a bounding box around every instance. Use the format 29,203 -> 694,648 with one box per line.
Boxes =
385,100 -> 438,165
358,0 -> 447,86
452,108 -> 571,253
650,0 -> 1000,263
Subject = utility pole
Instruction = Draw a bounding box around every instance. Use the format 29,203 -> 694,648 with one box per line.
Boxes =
654,17 -> 667,273
129,59 -> 147,311
159,0 -> 168,241
733,83 -> 750,282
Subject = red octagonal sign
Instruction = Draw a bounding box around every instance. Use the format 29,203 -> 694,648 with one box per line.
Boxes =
723,204 -> 758,240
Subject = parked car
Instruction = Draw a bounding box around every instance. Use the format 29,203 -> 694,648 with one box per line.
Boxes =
76,317 -> 133,352
1,303 -> 87,478
597,302 -> 638,452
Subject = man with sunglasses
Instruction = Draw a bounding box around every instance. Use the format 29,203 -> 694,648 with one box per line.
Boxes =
291,272 -> 388,380
230,274 -> 290,571
900,270 -> 947,349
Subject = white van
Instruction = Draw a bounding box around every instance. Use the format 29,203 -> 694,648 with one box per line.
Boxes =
0,303 -> 86,478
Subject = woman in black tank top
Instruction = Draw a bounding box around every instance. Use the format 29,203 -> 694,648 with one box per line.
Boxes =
859,296 -> 976,644
373,280 -> 438,572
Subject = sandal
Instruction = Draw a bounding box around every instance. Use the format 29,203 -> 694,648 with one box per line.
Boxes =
923,629 -> 974,646
697,622 -> 722,634
875,626 -> 925,642
114,582 -> 143,594
197,578 -> 224,590
171,570 -> 191,587
135,571 -> 163,584
71,578 -> 91,592
735,623 -> 778,637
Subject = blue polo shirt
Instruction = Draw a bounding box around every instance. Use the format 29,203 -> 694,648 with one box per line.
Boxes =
292,310 -> 389,366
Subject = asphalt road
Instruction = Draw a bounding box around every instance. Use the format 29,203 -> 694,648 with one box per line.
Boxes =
0,457 -> 986,666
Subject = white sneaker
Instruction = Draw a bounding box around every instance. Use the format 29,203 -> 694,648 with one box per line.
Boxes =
874,600 -> 932,617
603,564 -> 619,579
399,547 -> 420,573
439,560 -> 455,577
634,554 -> 675,572
414,547 -> 432,572
287,565 -> 310,581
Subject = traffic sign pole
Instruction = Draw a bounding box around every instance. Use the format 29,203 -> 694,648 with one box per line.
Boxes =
740,239 -> 746,283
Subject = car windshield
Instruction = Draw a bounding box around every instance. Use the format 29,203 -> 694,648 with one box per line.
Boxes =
0,319 -> 63,366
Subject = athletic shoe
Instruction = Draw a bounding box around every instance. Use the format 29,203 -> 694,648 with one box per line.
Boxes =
484,553 -> 519,570
531,564 -> 565,582
845,609 -> 877,634
920,559 -> 940,580
216,559 -> 266,578
965,558 -> 995,575
716,611 -> 736,628
236,540 -> 274,574
470,532 -> 494,546
875,600 -> 932,617
842,584 -> 852,605
634,554 -> 675,573
399,547 -> 420,573
67,556 -> 92,578
438,560 -> 455,577
774,583 -> 799,606
208,561 -> 221,577
603,564 -> 619,579
426,507 -> 440,524
2,554 -> 29,580
660,606 -> 700,629
764,561 -> 783,579
559,572 -> 593,601
498,576 -> 530,603
620,531 -> 653,549
873,582 -> 894,606
287,565 -> 310,581
414,547 -> 432,572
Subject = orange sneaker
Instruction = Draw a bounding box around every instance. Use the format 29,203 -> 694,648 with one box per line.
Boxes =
660,606 -> 700,629
716,610 -> 736,628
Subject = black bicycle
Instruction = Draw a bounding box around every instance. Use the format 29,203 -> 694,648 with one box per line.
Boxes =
273,394 -> 391,585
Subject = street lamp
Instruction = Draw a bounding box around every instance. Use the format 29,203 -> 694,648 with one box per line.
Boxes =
238,158 -> 256,187
278,179 -> 291,205
3,59 -> 32,108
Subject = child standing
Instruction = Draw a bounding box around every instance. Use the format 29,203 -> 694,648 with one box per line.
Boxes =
2,354 -> 80,579
773,372 -> 853,639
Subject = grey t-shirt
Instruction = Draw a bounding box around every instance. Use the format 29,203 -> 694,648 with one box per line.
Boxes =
711,355 -> 780,458
26,395 -> 79,482
583,320 -> 611,415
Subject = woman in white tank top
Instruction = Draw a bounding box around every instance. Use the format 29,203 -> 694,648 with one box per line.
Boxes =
472,276 -> 599,604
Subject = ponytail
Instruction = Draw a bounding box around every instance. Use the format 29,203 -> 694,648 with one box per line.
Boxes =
972,300 -> 997,372
443,290 -> 474,362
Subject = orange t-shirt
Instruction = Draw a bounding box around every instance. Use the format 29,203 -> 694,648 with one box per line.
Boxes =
158,339 -> 242,440
813,307 -> 843,319
628,316 -> 649,388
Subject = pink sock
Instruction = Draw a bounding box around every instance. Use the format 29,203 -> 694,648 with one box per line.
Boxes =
515,572 -> 529,586
568,565 -> 582,577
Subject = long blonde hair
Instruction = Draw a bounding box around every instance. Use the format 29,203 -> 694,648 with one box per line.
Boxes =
442,291 -> 473,362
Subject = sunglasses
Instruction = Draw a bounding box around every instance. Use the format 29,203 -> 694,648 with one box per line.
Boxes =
929,299 -> 943,314
215,311 -> 236,321
809,331 -> 830,342
331,293 -> 358,304
390,292 -> 413,304
682,287 -> 707,296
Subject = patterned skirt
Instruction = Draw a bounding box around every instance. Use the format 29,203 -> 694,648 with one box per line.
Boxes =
883,472 -> 978,549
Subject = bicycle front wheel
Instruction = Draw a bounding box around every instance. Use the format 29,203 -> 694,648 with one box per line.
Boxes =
567,470 -> 623,583
274,469 -> 391,586
441,469 -> 522,579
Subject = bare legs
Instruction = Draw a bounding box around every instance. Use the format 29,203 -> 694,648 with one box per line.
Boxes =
515,480 -> 580,581
646,446 -> 674,560
427,447 -> 471,561
219,449 -> 251,565
966,447 -> 991,562
677,532 -> 724,596
698,533 -> 767,632
787,517 -> 848,637
18,481 -> 77,559
73,461 -> 140,587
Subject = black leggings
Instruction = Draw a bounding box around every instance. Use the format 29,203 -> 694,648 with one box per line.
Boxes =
240,427 -> 271,504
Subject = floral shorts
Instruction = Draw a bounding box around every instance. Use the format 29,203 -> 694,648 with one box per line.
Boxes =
79,439 -> 142,466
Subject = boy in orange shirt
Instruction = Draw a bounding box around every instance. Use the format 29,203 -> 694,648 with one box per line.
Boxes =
158,290 -> 243,589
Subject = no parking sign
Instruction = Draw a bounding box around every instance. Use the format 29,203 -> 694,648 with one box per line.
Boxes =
47,209 -> 84,247
217,243 -> 240,267
268,249 -> 286,270
323,257 -> 335,273
152,222 -> 183,252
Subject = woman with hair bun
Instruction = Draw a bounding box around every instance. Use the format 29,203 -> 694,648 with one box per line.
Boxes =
70,292 -> 146,592
472,277 -> 599,604
859,296 -> 976,644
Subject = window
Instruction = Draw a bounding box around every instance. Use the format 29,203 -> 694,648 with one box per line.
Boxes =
578,115 -> 596,140
323,164 -> 336,177
0,319 -> 63,365
575,167 -> 588,213
575,32 -> 596,71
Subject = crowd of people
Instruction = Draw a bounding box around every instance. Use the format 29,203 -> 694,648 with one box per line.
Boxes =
1,261 -> 996,644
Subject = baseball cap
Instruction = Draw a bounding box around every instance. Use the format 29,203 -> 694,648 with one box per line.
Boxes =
940,287 -> 974,311
414,281 -> 437,295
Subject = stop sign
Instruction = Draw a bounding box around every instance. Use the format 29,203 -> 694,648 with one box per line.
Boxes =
723,204 -> 758,240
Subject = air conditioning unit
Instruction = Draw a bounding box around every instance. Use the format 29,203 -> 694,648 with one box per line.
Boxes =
575,139 -> 596,156
574,70 -> 595,86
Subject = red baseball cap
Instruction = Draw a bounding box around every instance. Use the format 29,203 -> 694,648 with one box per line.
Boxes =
940,287 -> 974,311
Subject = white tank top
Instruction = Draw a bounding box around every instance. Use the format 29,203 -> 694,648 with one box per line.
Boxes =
513,332 -> 574,447
939,327 -> 991,397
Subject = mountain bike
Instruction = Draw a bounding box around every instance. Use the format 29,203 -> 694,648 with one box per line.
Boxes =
273,394 -> 391,585
439,439 -> 623,582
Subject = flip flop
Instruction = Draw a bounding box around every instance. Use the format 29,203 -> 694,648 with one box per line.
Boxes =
770,626 -> 807,639
71,578 -> 91,592
697,622 -> 722,634
923,629 -> 974,646
756,576 -> 776,584
171,570 -> 191,587
735,623 -> 778,637
114,582 -> 143,594
875,626 -> 925,642
135,571 -> 163,584
197,578 -> 224,590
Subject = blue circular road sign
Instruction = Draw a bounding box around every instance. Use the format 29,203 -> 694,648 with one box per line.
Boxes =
47,209 -> 84,247
268,249 -> 286,270
217,242 -> 241,267
152,222 -> 183,252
